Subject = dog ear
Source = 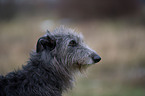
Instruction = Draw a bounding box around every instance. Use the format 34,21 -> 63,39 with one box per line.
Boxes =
36,30 -> 56,53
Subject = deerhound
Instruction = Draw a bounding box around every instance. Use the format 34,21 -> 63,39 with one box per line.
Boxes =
0,26 -> 101,96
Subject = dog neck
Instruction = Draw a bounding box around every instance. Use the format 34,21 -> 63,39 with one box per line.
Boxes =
23,52 -> 74,94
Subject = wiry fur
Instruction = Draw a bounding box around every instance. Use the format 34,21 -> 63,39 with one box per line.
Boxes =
0,26 -> 101,96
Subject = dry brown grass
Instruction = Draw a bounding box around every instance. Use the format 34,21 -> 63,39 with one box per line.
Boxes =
0,17 -> 145,96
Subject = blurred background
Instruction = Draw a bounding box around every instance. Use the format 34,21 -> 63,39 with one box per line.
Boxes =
0,0 -> 145,96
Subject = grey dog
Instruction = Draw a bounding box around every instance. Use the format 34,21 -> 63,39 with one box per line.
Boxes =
0,26 -> 101,96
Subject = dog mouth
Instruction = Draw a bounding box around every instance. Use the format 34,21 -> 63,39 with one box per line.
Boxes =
76,63 -> 94,71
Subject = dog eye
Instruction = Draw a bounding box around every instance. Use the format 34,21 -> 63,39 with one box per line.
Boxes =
68,40 -> 77,47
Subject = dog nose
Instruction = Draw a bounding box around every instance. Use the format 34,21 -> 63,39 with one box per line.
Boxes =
92,54 -> 101,63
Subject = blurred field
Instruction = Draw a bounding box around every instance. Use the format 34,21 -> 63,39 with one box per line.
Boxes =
0,16 -> 145,96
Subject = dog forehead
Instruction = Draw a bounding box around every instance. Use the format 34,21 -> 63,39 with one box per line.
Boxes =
52,26 -> 84,41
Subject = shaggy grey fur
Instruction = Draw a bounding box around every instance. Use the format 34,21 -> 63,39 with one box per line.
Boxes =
0,26 -> 101,96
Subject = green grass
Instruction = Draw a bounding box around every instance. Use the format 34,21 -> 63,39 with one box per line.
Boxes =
65,78 -> 145,96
